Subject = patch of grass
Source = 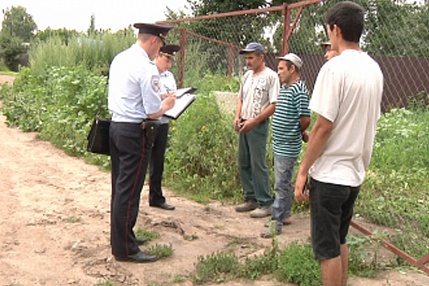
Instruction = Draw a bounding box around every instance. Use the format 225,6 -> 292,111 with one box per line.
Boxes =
94,281 -> 116,286
135,227 -> 160,242
192,252 -> 240,284
275,241 -> 321,286
146,243 -> 174,259
355,106 -> 429,261
191,235 -> 389,285
64,216 -> 81,223
348,234 -> 384,278
172,274 -> 186,283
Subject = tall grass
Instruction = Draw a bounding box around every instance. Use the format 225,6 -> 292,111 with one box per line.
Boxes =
357,105 -> 429,259
29,32 -> 136,76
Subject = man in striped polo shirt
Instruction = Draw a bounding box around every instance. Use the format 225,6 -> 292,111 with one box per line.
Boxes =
261,53 -> 310,238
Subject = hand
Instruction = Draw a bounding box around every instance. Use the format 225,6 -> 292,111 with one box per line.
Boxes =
302,131 -> 310,143
239,118 -> 255,133
162,91 -> 177,100
162,95 -> 176,110
294,173 -> 309,203
234,118 -> 241,132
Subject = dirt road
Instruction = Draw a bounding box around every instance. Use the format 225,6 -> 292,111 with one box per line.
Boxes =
1,75 -> 428,286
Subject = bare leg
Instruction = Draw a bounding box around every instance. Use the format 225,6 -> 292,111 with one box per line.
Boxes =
340,244 -> 349,286
320,256 -> 342,286
319,244 -> 349,286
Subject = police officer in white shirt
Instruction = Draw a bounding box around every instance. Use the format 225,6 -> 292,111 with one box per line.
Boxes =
149,44 -> 181,211
108,23 -> 176,263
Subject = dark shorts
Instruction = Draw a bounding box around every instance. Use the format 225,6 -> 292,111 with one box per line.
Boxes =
309,177 -> 360,260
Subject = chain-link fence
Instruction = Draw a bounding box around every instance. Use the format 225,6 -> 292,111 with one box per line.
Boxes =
161,0 -> 429,113
159,0 -> 429,273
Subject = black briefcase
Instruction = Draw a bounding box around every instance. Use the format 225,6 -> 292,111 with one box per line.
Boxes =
87,94 -> 111,156
87,117 -> 111,155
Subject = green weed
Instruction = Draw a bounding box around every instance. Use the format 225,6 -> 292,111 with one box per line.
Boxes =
135,227 -> 160,241
146,243 -> 174,259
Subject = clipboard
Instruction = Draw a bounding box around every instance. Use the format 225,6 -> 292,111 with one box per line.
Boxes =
174,87 -> 197,98
164,87 -> 197,119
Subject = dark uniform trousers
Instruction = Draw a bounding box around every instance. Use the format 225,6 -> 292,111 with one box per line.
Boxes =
109,121 -> 151,257
149,123 -> 169,206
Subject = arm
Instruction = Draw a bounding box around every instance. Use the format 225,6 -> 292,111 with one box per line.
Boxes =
147,95 -> 176,119
294,114 -> 333,202
234,99 -> 243,131
299,115 -> 311,132
300,115 -> 311,142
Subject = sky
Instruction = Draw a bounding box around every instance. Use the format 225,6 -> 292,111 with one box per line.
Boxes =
0,0 -> 189,32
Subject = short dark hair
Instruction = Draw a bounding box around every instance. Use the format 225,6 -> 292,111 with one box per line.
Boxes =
285,60 -> 299,72
326,1 -> 364,43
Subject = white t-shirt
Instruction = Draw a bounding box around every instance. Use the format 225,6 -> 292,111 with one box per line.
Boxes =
309,49 -> 383,187
239,67 -> 279,120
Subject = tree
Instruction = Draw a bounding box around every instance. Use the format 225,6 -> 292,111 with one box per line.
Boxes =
0,32 -> 27,70
1,6 -> 37,42
87,14 -> 96,36
0,6 -> 37,70
35,28 -> 79,45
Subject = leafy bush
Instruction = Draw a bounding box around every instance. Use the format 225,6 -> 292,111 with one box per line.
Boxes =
192,252 -> 240,284
0,66 -> 108,158
275,241 -> 321,286
165,91 -> 242,203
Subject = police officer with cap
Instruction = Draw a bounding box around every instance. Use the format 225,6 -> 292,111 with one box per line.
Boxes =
149,44 -> 181,211
108,22 -> 175,263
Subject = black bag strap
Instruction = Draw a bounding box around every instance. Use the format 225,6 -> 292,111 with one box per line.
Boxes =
96,93 -> 107,119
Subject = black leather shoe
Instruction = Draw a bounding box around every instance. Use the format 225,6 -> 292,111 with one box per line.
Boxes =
136,238 -> 147,245
115,251 -> 157,263
150,203 -> 175,210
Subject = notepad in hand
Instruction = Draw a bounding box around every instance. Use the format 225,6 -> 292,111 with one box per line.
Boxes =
164,92 -> 196,119
174,87 -> 197,98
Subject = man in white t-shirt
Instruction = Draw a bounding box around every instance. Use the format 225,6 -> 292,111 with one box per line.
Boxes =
234,42 -> 279,219
294,2 -> 384,285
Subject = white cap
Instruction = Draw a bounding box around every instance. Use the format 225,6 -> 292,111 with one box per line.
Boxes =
276,53 -> 303,69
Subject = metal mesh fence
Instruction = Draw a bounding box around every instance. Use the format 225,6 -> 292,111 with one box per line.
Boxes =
160,0 -> 429,270
162,0 -> 429,113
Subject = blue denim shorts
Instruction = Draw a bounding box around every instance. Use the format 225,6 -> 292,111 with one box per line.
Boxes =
309,177 -> 360,260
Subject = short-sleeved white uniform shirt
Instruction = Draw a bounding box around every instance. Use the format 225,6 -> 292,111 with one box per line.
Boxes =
108,44 -> 162,123
309,50 -> 383,187
239,67 -> 279,120
159,70 -> 177,124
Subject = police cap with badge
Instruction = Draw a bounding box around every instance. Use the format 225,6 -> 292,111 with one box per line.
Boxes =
160,44 -> 181,61
133,23 -> 173,44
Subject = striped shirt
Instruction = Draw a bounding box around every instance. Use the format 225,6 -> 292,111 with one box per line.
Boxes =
272,80 -> 310,158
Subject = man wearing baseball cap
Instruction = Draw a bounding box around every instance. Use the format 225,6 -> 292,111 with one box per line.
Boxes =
320,41 -> 339,61
261,53 -> 310,238
234,42 -> 279,219
108,22 -> 175,263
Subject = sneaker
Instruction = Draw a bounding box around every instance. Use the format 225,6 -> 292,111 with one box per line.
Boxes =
264,217 -> 293,227
235,200 -> 258,212
250,205 -> 272,218
283,217 -> 293,225
260,220 -> 282,238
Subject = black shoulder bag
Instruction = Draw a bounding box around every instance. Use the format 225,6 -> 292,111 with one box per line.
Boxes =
87,94 -> 111,156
